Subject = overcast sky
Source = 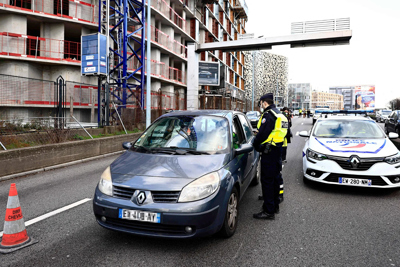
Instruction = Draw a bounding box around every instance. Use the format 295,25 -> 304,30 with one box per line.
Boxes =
245,0 -> 400,108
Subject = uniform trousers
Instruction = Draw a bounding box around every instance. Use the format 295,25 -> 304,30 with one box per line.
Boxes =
261,145 -> 282,214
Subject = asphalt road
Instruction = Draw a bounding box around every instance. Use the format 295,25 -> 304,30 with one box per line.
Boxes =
1,117 -> 400,267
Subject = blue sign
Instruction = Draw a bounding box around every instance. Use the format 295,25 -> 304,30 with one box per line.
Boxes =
81,33 -> 107,76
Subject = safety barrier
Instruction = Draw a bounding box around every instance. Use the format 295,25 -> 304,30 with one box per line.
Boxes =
0,32 -> 80,62
151,0 -> 190,33
131,24 -> 187,58
0,0 -> 98,24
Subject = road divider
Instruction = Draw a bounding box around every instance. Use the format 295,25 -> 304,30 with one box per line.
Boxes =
0,198 -> 92,239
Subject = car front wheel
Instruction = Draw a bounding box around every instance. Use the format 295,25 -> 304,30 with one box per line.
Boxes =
219,187 -> 238,238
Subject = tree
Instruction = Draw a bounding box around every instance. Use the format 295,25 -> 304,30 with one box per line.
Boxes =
387,98 -> 400,110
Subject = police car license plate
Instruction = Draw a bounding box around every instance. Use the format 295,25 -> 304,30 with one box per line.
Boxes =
338,177 -> 372,186
119,209 -> 161,223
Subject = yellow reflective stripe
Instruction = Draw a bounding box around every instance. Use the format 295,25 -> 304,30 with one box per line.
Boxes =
279,190 -> 284,194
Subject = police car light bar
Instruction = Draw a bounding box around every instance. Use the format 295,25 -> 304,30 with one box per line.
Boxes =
314,110 -> 374,114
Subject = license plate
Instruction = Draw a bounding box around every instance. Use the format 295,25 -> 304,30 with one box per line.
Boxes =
119,209 -> 161,223
338,177 -> 372,186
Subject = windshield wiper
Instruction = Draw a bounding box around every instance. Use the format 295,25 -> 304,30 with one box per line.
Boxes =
133,145 -> 153,153
151,147 -> 178,155
169,147 -> 210,155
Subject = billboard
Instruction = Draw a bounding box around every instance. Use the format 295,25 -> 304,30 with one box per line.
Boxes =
81,33 -> 108,76
199,62 -> 220,86
355,85 -> 375,109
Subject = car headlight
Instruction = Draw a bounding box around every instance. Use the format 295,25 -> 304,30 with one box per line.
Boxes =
98,166 -> 113,196
178,172 -> 220,202
384,152 -> 400,165
306,148 -> 327,161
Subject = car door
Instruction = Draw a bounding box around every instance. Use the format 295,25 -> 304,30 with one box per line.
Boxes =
232,116 -> 249,188
238,114 -> 256,188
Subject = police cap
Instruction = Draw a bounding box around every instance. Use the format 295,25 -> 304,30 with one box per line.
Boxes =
260,93 -> 273,102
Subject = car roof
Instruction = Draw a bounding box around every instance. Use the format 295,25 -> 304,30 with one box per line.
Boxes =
160,109 -> 240,118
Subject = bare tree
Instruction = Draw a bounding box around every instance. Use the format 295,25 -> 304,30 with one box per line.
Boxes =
387,98 -> 400,110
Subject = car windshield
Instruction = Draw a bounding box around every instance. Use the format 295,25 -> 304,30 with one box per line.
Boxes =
313,120 -> 385,138
133,115 -> 230,154
382,110 -> 391,115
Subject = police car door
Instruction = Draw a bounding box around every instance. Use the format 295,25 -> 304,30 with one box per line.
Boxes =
232,116 -> 250,187
238,114 -> 256,188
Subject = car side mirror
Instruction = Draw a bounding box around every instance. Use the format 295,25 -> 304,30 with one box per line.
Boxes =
122,142 -> 132,150
388,133 -> 399,139
234,143 -> 253,156
299,131 -> 310,137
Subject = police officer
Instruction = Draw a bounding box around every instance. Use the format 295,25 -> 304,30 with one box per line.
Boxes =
253,93 -> 288,219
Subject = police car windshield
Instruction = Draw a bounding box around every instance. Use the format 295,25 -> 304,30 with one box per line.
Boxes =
313,120 -> 385,139
133,115 -> 230,154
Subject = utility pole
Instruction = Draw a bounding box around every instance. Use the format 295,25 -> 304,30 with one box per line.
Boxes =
251,51 -> 255,111
146,0 -> 151,127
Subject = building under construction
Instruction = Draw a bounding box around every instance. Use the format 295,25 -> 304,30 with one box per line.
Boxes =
0,0 -> 249,122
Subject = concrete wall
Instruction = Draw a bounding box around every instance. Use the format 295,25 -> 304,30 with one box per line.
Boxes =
0,14 -> 27,34
0,132 -> 142,178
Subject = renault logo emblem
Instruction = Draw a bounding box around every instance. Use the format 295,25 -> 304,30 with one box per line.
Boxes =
137,191 -> 146,205
349,156 -> 361,168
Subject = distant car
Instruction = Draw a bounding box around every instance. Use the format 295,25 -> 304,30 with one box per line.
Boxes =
199,71 -> 212,78
293,110 -> 299,116
384,110 -> 400,135
377,110 -> 391,123
93,110 -> 260,238
300,113 -> 400,188
246,111 -> 261,129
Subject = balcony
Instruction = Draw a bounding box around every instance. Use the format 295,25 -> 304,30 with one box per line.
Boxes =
130,24 -> 187,59
0,32 -> 80,63
151,0 -> 190,35
0,0 -> 98,25
231,0 -> 248,19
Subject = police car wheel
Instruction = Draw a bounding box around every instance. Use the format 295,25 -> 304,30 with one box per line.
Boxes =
219,187 -> 238,238
250,158 -> 261,186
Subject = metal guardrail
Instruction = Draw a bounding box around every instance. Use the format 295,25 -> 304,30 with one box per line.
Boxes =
291,18 -> 350,34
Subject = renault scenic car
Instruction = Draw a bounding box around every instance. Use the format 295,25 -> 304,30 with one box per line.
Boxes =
93,110 -> 260,238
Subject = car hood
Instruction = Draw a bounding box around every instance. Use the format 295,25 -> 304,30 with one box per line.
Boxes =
109,151 -> 229,190
308,137 -> 398,158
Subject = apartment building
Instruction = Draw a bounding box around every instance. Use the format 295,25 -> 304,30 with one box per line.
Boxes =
0,0 -> 248,121
311,91 -> 344,110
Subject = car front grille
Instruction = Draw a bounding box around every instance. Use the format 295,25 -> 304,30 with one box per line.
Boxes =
113,185 -> 135,199
326,155 -> 384,171
151,191 -> 180,203
104,217 -> 193,236
324,173 -> 388,186
112,186 -> 180,203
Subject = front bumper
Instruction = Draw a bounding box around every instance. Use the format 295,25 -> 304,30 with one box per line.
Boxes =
303,156 -> 400,188
93,187 -> 225,238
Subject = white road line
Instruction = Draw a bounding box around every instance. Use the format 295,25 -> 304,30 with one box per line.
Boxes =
296,131 -> 299,136
0,198 -> 91,237
301,123 -> 304,125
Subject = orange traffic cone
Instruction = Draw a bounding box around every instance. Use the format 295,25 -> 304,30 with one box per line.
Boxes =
0,183 -> 37,254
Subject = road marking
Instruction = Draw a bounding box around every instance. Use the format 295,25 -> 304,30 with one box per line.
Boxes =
233,243 -> 243,259
296,131 -> 299,136
301,123 -> 304,125
0,198 -> 92,237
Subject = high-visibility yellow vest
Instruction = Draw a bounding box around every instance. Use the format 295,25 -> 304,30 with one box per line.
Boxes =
257,109 -> 288,145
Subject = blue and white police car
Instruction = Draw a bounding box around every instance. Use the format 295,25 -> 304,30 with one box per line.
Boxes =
300,110 -> 400,188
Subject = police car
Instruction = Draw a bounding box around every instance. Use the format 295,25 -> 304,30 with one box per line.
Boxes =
312,107 -> 330,125
300,110 -> 400,188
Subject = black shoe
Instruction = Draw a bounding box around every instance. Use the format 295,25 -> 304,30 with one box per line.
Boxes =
275,206 -> 280,214
258,195 -> 264,200
279,195 -> 284,204
253,211 -> 275,220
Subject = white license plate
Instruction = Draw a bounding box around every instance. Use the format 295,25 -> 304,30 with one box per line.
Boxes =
339,177 -> 372,186
119,209 -> 161,223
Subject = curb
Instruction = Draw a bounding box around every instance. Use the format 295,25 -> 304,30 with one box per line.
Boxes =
0,150 -> 125,182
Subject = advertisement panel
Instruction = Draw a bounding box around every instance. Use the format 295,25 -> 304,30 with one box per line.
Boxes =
355,85 -> 375,109
199,62 -> 220,86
